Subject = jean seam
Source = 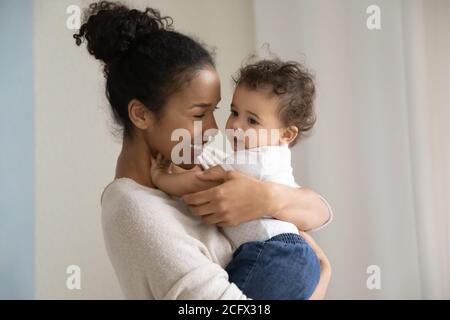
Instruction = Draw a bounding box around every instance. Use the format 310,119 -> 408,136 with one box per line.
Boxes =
239,242 -> 266,292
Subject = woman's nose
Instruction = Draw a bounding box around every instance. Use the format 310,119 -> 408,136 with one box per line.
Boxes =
202,116 -> 219,141
205,115 -> 218,131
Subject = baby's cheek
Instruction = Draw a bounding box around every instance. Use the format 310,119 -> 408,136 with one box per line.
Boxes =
256,128 -> 281,147
242,129 -> 258,149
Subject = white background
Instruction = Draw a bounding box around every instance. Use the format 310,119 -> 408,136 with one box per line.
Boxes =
34,0 -> 450,299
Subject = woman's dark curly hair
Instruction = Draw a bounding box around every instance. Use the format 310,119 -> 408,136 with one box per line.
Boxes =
74,1 -> 215,137
233,59 -> 316,145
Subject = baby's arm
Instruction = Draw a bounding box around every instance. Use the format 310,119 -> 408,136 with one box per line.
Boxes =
150,154 -> 221,197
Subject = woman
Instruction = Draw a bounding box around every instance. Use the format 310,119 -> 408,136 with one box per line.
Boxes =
74,1 -> 331,299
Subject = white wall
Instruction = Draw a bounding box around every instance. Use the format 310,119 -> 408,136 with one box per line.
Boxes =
34,0 -> 255,299
35,0 -> 449,300
253,0 -> 450,299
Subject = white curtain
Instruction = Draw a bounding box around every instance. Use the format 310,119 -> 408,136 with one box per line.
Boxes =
252,0 -> 450,299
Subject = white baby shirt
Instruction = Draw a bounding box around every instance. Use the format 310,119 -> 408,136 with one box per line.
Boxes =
197,144 -> 333,249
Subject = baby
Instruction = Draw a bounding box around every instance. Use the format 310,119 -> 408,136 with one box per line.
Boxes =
150,59 -> 332,299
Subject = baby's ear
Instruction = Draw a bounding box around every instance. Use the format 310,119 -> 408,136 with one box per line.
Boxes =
128,99 -> 156,130
280,126 -> 299,144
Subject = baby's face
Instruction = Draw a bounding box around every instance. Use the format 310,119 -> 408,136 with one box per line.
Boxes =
225,85 -> 285,150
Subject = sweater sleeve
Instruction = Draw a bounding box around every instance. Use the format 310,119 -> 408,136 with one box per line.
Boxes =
139,219 -> 248,300
103,188 -> 249,300
308,194 -> 334,232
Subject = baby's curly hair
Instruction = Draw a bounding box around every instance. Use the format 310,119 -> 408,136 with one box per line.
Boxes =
233,59 -> 316,145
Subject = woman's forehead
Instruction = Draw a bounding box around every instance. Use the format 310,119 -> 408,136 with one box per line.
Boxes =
175,69 -> 221,103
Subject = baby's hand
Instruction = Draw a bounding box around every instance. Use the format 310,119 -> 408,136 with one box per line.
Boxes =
150,153 -> 171,184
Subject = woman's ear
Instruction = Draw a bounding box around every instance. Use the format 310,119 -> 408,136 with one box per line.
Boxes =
128,99 -> 154,130
280,125 -> 299,144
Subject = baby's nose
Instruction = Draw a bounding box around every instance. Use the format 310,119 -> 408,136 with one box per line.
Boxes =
230,120 -> 244,131
233,128 -> 246,139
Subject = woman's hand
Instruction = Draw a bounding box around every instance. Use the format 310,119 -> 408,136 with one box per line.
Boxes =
150,153 -> 171,184
182,166 -> 272,227
182,165 -> 330,230
300,231 -> 331,300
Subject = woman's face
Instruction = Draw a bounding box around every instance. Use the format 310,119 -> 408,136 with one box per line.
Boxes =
147,67 -> 221,169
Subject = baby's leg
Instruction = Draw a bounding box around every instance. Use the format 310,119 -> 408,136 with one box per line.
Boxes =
225,233 -> 320,300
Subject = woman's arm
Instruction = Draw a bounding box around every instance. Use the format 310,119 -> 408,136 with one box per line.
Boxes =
102,188 -> 250,300
151,162 -> 220,197
182,166 -> 331,231
150,153 -> 220,197
267,183 -> 331,231
299,231 -> 331,300
152,170 -> 220,197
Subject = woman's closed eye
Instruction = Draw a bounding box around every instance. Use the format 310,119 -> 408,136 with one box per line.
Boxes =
194,106 -> 219,119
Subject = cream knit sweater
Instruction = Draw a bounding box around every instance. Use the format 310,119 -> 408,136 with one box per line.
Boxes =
101,178 -> 248,299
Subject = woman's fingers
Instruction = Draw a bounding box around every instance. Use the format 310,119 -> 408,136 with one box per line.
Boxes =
201,213 -> 224,225
196,165 -> 227,182
189,202 -> 229,225
188,202 -> 215,217
150,154 -> 157,169
152,153 -> 172,172
156,153 -> 164,168
182,188 -> 217,206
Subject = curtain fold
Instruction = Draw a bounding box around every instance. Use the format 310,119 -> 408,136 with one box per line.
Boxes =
252,0 -> 450,298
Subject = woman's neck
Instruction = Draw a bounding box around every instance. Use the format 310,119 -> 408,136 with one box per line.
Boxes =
115,135 -> 155,188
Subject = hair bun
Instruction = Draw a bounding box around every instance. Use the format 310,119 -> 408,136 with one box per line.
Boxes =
74,1 -> 173,65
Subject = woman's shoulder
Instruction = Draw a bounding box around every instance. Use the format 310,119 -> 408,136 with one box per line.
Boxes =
101,178 -> 183,230
101,177 -> 169,206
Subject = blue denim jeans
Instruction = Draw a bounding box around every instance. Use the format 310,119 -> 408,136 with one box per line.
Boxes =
225,233 -> 320,300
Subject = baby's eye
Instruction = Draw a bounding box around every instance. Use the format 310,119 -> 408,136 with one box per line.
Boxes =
230,110 -> 239,117
248,117 -> 259,125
